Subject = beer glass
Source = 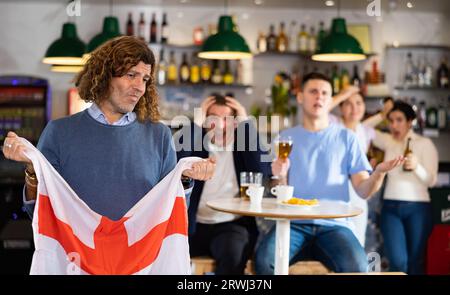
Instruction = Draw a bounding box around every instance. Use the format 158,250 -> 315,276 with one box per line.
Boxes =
274,135 -> 293,160
240,172 -> 263,199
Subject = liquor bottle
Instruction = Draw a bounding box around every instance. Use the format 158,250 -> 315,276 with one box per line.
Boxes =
352,65 -> 362,88
417,56 -> 426,87
402,138 -> 413,172
410,97 -> 420,131
167,51 -> 178,84
288,21 -> 297,52
190,53 -> 200,84
193,26 -> 204,46
341,68 -> 350,90
223,61 -> 234,85
426,105 -> 438,129
404,52 -> 417,87
317,21 -> 327,52
161,12 -> 169,44
417,101 -> 426,133
126,12 -> 134,36
308,26 -> 317,55
179,52 -> 190,83
437,99 -> 447,130
200,60 -> 211,83
256,31 -> 267,53
236,60 -> 244,85
290,66 -> 301,96
276,22 -> 288,52
437,58 -> 449,88
332,66 -> 340,95
447,95 -> 450,131
297,24 -> 309,54
149,12 -> 157,43
157,49 -> 167,86
211,60 -> 223,84
370,60 -> 380,84
424,56 -> 434,87
266,24 -> 277,52
138,12 -> 146,41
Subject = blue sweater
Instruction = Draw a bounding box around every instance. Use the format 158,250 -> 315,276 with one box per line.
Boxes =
27,110 -> 177,221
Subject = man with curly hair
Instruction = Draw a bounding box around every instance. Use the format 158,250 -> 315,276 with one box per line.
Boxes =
3,36 -> 215,222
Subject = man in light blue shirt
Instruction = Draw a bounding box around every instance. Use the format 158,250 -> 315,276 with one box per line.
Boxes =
255,73 -> 404,274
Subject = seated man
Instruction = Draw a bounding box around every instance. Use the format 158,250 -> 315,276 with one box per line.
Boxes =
175,94 -> 270,274
254,73 -> 404,274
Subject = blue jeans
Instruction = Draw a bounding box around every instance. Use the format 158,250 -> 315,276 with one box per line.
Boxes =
254,223 -> 368,274
380,200 -> 432,274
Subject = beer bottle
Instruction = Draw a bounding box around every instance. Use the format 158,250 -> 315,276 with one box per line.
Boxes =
126,12 -> 134,36
149,13 -> 157,43
403,137 -> 413,171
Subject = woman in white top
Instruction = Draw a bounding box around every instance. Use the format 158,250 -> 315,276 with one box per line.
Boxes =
329,89 -> 393,248
372,101 -> 438,274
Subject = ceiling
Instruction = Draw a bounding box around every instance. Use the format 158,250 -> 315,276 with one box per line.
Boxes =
4,0 -> 450,13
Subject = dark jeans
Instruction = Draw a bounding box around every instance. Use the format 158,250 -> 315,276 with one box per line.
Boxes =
380,200 -> 433,274
254,223 -> 368,274
189,217 -> 258,275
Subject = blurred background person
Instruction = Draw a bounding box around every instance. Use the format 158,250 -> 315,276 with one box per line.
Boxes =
329,88 -> 394,247
371,101 -> 438,274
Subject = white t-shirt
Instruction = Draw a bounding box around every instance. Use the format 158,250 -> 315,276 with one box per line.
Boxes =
196,142 -> 240,224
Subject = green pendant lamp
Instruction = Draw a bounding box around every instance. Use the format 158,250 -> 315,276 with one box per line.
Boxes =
86,16 -> 121,53
312,18 -> 366,62
312,0 -> 365,62
42,22 -> 86,65
198,15 -> 252,60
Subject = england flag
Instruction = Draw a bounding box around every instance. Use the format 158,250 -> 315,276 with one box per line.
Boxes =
21,138 -> 195,275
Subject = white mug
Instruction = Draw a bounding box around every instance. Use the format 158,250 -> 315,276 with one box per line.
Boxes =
246,185 -> 264,206
271,185 -> 294,203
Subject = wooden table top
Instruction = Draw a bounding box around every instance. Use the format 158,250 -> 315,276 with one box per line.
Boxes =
206,198 -> 363,220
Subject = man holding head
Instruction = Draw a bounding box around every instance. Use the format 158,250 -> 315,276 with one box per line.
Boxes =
175,93 -> 270,274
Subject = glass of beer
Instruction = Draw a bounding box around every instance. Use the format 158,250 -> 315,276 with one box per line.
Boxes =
240,172 -> 263,199
274,135 -> 293,160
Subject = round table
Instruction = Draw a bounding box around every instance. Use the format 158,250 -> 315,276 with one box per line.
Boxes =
207,198 -> 363,275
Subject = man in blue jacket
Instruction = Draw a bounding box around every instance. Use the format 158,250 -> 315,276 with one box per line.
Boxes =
175,93 -> 270,274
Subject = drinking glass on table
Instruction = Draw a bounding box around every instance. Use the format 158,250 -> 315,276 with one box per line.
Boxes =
239,172 -> 263,199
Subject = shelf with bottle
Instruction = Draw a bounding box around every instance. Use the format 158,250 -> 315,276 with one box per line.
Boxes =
388,45 -> 449,91
128,10 -> 207,49
394,86 -> 450,91
158,83 -> 252,89
156,49 -> 250,88
255,21 -> 376,60
149,43 -> 201,51
403,96 -> 450,137
386,44 -> 450,51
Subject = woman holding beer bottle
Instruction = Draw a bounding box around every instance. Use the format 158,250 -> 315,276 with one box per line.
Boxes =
370,101 -> 438,274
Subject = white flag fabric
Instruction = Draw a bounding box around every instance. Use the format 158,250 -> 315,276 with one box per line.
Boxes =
21,138 -> 197,275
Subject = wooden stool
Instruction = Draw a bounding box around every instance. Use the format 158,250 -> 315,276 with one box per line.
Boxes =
289,261 -> 331,275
